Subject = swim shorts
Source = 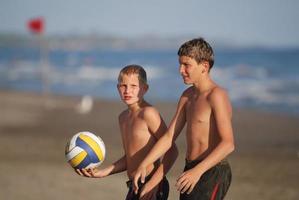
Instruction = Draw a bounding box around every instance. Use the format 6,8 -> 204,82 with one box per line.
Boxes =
180,159 -> 232,200
126,176 -> 169,200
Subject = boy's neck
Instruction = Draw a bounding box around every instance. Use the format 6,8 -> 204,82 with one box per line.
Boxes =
127,99 -> 145,112
193,75 -> 216,93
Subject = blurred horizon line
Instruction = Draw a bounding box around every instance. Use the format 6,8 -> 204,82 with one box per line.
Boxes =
1,31 -> 299,51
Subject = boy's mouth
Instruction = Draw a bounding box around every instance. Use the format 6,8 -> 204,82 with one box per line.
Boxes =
124,96 -> 131,100
182,76 -> 189,80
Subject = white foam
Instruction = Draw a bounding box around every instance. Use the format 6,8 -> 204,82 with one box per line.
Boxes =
50,65 -> 164,85
212,64 -> 299,107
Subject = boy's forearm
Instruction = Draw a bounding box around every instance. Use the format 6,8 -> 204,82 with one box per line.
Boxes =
108,155 -> 127,175
140,133 -> 173,169
161,143 -> 178,175
147,144 -> 178,186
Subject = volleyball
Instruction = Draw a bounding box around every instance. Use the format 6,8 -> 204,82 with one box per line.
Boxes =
65,131 -> 106,169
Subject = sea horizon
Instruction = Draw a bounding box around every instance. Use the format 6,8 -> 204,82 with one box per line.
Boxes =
1,36 -> 298,115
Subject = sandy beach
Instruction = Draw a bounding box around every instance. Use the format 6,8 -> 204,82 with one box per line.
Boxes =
0,89 -> 298,200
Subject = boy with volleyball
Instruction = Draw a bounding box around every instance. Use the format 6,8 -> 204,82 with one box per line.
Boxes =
77,64 -> 178,200
134,38 -> 235,200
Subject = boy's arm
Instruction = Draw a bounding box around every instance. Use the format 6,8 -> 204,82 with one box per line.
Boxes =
176,88 -> 235,194
77,155 -> 127,178
139,145 -> 178,199
138,108 -> 179,198
133,93 -> 188,192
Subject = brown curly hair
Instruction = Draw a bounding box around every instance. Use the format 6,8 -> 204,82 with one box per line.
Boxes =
178,37 -> 214,71
118,64 -> 147,85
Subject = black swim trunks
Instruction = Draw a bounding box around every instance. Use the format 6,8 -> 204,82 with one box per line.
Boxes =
180,159 -> 232,200
126,176 -> 169,200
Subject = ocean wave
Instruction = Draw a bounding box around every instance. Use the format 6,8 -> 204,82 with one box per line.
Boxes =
212,64 -> 299,107
50,65 -> 165,85
1,60 -> 298,113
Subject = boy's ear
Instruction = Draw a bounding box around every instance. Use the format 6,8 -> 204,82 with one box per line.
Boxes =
143,84 -> 149,92
202,61 -> 210,73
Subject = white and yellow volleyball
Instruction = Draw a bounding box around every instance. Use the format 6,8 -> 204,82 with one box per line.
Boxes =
65,131 -> 106,169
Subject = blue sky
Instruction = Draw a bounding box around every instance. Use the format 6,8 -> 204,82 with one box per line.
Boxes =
1,0 -> 299,47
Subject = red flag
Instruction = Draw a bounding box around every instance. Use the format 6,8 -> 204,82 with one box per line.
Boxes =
27,17 -> 44,34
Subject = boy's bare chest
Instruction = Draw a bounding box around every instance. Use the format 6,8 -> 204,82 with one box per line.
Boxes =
121,117 -> 149,138
185,96 -> 212,123
120,117 -> 152,154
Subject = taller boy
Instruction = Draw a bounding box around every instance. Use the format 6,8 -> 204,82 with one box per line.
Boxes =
134,38 -> 235,200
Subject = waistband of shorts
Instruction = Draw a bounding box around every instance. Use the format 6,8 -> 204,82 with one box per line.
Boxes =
185,158 -> 228,168
126,175 -> 168,189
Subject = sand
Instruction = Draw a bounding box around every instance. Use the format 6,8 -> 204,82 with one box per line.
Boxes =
0,90 -> 298,200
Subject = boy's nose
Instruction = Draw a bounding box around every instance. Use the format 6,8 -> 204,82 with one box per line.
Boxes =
179,66 -> 185,74
124,87 -> 130,93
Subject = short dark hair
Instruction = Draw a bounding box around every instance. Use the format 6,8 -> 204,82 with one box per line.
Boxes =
118,64 -> 147,85
178,37 -> 214,70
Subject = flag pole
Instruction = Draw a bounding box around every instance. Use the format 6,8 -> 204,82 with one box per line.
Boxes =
39,33 -> 50,101
27,17 -> 51,107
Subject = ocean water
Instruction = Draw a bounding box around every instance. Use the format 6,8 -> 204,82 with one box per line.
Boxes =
0,47 -> 298,115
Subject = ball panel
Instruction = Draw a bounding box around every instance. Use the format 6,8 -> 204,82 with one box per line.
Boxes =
78,134 -> 104,161
83,132 -> 106,158
74,156 -> 92,169
65,146 -> 84,161
68,132 -> 81,149
68,150 -> 87,168
75,136 -> 101,164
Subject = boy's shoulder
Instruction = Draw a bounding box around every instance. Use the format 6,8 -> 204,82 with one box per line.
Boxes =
141,105 -> 164,132
208,86 -> 228,100
141,105 -> 160,120
207,86 -> 231,107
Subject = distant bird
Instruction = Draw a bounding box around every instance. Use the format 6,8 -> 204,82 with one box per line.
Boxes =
76,95 -> 93,114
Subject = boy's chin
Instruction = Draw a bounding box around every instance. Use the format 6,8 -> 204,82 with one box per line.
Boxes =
123,99 -> 138,105
182,78 -> 192,85
183,80 -> 193,85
